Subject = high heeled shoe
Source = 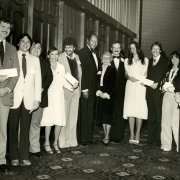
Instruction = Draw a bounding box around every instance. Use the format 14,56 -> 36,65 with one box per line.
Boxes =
133,140 -> 139,144
53,144 -> 61,154
44,145 -> 53,154
102,138 -> 110,145
129,139 -> 135,144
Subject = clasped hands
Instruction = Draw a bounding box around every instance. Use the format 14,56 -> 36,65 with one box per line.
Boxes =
162,82 -> 175,92
96,90 -> 110,99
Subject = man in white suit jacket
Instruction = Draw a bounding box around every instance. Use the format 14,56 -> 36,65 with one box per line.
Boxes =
8,33 -> 41,167
11,50 -> 41,110
58,37 -> 81,148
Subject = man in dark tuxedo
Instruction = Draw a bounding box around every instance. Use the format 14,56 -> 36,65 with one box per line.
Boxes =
29,41 -> 53,157
109,41 -> 126,143
146,42 -> 169,146
0,17 -> 19,172
78,33 -> 100,145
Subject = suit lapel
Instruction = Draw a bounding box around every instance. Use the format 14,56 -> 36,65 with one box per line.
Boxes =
152,56 -> 162,68
2,41 -> 10,68
103,65 -> 111,79
62,52 -> 71,74
85,46 -> 98,70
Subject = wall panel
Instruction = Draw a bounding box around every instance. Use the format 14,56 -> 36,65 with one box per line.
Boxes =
33,0 -> 58,56
87,0 -> 139,34
63,4 -> 82,50
142,0 -> 180,57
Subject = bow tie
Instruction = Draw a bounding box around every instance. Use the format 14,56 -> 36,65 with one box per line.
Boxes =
153,58 -> 157,66
113,55 -> 120,59
90,48 -> 95,53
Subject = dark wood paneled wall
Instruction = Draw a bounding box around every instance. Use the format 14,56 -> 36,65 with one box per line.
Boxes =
0,0 -> 136,57
63,4 -> 82,51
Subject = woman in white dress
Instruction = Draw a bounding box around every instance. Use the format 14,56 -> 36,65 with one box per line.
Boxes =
41,47 -> 72,154
123,41 -> 148,144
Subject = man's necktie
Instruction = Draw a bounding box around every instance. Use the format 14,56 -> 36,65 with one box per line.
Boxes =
153,58 -> 156,66
0,41 -> 4,65
22,54 -> 27,77
90,48 -> 95,53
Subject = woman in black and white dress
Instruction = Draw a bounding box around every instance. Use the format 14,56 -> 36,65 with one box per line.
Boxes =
96,52 -> 117,145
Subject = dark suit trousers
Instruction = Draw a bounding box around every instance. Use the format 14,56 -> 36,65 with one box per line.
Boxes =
110,96 -> 125,141
8,102 -> 31,160
78,94 -> 95,143
147,90 -> 163,145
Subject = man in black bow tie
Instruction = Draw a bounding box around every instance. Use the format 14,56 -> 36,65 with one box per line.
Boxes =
110,41 -> 126,143
78,33 -> 100,146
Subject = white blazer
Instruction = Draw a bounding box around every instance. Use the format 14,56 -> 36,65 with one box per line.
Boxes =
11,51 -> 42,110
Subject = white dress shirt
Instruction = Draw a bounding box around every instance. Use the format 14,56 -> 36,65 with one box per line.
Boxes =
87,45 -> 98,69
113,58 -> 119,70
153,54 -> 160,66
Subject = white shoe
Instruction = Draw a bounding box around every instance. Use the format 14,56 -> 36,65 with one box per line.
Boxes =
11,160 -> 19,166
129,139 -> 134,144
20,160 -> 31,166
162,148 -> 171,152
133,140 -> 139,144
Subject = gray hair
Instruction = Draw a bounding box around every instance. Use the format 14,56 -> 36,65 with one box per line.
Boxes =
101,52 -> 113,62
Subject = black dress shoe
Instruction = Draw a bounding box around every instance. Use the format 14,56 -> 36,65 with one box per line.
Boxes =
88,141 -> 97,145
80,142 -> 89,146
102,139 -> 110,145
30,152 -> 42,157
0,164 -> 9,172
111,140 -> 121,144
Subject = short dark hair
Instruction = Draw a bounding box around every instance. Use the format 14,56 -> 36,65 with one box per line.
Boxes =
16,33 -> 32,49
111,40 -> 121,47
0,17 -> 11,25
87,32 -> 98,40
32,40 -> 42,46
150,41 -> 167,57
47,47 -> 58,56
31,40 -> 43,57
150,41 -> 163,51
63,37 -> 77,49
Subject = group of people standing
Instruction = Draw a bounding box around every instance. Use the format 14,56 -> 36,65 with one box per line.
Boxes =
0,17 -> 180,173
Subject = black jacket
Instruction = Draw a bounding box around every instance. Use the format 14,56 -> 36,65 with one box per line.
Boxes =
39,58 -> 53,108
78,46 -> 101,95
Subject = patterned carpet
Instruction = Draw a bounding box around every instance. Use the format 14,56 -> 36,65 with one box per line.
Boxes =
1,125 -> 180,180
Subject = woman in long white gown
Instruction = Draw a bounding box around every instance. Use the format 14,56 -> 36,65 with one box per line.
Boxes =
41,47 -> 72,154
123,41 -> 148,144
